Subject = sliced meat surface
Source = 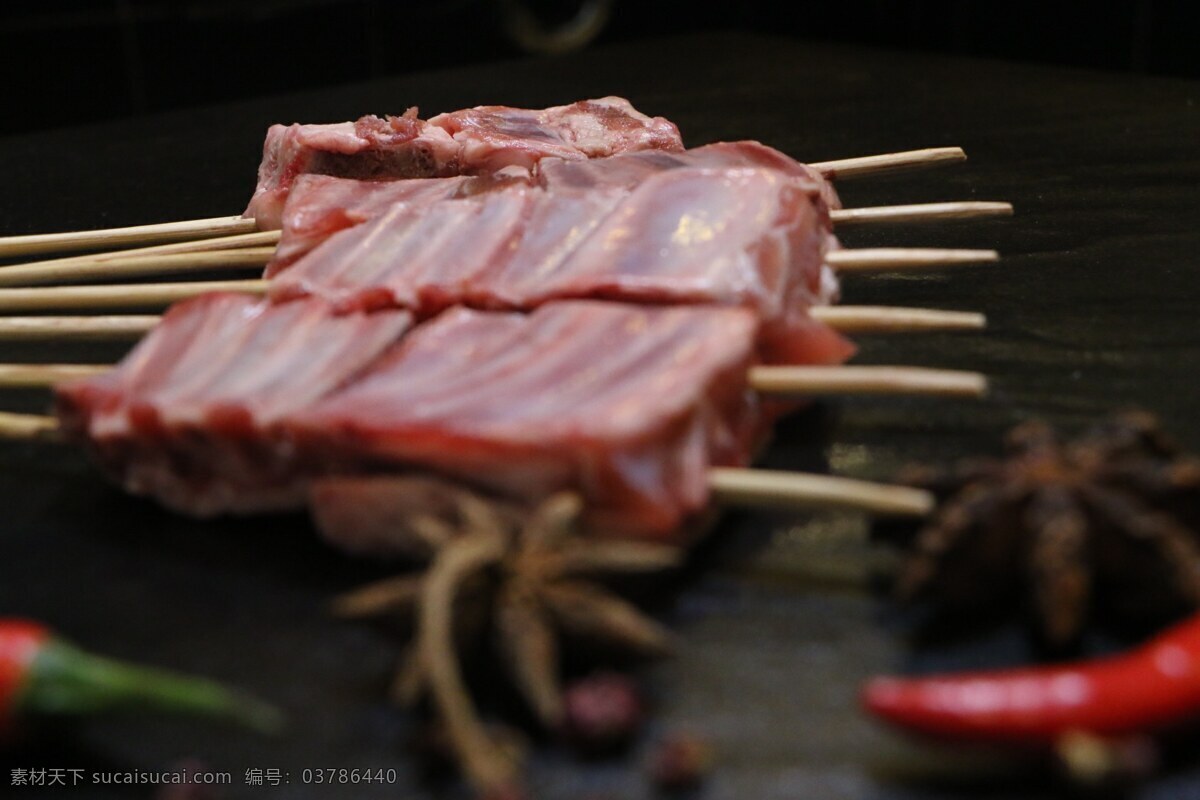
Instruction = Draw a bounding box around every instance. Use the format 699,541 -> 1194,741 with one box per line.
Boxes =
266,173 -> 527,275
55,294 -> 412,516
293,301 -> 764,541
271,186 -> 536,311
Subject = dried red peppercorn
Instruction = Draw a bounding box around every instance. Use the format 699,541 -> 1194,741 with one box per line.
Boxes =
560,672 -> 645,754
647,732 -> 713,791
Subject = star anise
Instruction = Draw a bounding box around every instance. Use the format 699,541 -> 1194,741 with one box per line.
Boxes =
880,411 -> 1200,649
331,479 -> 681,797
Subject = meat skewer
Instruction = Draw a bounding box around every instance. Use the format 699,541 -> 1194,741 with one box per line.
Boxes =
0,201 -> 1010,288
0,245 -> 998,292
2,296 -> 942,529
0,146 -> 969,258
0,97 -> 680,259
0,153 -> 998,369
250,139 -> 885,277
0,232 -> 996,313
0,241 -> 993,371
0,134 -> 995,284
0,361 -> 986,397
0,306 -> 987,341
0,149 -> 992,395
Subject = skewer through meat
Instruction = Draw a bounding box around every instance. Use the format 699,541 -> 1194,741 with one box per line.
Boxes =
55,295 -> 834,542
0,85 -> 973,265
266,140 -> 842,272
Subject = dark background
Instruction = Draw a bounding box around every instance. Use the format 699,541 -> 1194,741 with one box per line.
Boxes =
1,0 -> 1197,136
2,10 -> 1200,800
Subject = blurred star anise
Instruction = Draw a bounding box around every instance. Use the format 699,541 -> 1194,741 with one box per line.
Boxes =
881,411 -> 1200,648
333,480 -> 679,798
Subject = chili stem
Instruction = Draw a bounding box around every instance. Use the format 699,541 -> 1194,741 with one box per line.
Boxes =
21,640 -> 283,734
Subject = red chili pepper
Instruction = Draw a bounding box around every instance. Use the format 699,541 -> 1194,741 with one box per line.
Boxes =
862,613 -> 1200,745
0,620 -> 48,738
0,618 -> 281,741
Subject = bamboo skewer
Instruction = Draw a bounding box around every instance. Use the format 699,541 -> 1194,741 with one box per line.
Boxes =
0,280 -> 268,312
0,144 -> 989,519
811,147 -> 966,179
829,201 -> 1012,226
0,364 -> 109,387
0,411 -> 63,442
827,248 -> 999,271
747,366 -> 987,398
0,408 -> 932,517
0,306 -> 986,341
0,247 -> 996,307
0,201 -> 1008,288
0,216 -> 258,259
0,249 -> 277,288
0,316 -> 161,340
809,306 -> 985,332
707,467 -> 934,517
0,362 -> 986,399
0,147 -> 972,260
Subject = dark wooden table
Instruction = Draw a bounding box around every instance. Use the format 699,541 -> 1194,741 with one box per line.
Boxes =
2,31 -> 1198,800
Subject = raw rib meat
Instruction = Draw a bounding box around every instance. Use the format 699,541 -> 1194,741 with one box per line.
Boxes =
245,97 -> 682,229
266,172 -> 529,275
293,301 -> 765,541
55,299 -> 777,540
263,141 -> 841,271
55,294 -> 412,516
269,164 -> 854,366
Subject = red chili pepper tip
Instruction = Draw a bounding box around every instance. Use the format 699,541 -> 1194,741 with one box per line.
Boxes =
862,613 -> 1200,747
0,620 -> 51,736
